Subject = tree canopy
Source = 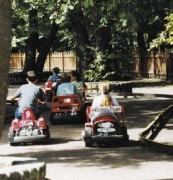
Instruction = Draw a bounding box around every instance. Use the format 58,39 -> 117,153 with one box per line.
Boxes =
150,12 -> 173,50
12,0 -> 172,81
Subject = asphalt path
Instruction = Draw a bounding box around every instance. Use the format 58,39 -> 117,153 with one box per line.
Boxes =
1,84 -> 173,180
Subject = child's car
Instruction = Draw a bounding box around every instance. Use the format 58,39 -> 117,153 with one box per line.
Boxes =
82,105 -> 129,147
8,108 -> 50,146
44,79 -> 61,102
49,94 -> 85,124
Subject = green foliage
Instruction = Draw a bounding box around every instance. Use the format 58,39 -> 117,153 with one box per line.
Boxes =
11,0 -> 172,78
150,12 -> 173,50
11,0 -> 66,51
85,48 -> 134,81
85,52 -> 107,81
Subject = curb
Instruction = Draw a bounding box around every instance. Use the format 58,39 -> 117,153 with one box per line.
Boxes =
0,156 -> 46,180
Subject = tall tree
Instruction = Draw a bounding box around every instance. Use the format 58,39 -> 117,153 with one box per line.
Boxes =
12,0 -> 63,72
66,4 -> 93,75
23,9 -> 38,72
11,0 -> 172,80
36,21 -> 59,73
0,0 -> 11,137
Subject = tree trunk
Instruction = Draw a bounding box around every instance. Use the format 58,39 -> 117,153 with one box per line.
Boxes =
137,30 -> 147,51
67,7 -> 94,75
23,9 -> 38,72
36,22 -> 59,73
0,0 -> 11,138
95,26 -> 111,52
137,30 -> 147,78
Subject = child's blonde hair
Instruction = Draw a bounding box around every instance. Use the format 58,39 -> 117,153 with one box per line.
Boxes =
99,82 -> 113,106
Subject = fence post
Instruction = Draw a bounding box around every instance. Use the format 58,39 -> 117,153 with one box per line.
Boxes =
20,53 -> 22,70
153,51 -> 156,78
62,52 -> 64,72
48,52 -> 51,71
166,51 -> 173,81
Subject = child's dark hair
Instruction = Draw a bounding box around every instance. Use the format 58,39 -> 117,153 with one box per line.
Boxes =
26,71 -> 37,82
61,73 -> 71,83
70,70 -> 81,81
53,67 -> 60,74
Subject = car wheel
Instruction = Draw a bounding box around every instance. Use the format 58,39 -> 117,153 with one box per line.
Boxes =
47,91 -> 53,102
8,128 -> 15,144
85,139 -> 93,147
49,115 -> 55,125
120,126 -> 128,136
43,125 -> 51,139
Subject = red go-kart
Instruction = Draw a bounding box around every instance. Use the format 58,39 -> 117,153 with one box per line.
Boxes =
49,94 -> 85,124
82,105 -> 129,147
44,79 -> 61,102
8,108 -> 50,146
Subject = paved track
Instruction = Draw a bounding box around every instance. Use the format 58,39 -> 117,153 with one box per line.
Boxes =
1,85 -> 173,180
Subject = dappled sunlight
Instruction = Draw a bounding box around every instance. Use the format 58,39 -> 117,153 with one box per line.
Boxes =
120,98 -> 173,129
2,95 -> 173,180
1,139 -> 173,171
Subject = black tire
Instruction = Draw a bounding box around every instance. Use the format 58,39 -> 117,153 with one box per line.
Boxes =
8,129 -> 21,146
120,126 -> 129,145
8,128 -> 15,144
10,142 -> 20,146
49,115 -> 55,125
43,125 -> 51,139
46,91 -> 53,102
120,126 -> 128,136
50,118 -> 56,125
85,139 -> 93,147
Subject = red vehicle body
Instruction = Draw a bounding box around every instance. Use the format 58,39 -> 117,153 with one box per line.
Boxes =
49,95 -> 85,124
8,108 -> 50,146
44,80 -> 56,102
44,79 -> 61,102
82,105 -> 129,147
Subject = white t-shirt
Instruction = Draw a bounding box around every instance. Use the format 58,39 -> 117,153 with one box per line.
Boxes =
91,94 -> 119,109
89,95 -> 119,121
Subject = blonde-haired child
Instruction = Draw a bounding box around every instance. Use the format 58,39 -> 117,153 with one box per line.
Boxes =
91,82 -> 119,108
89,82 -> 119,121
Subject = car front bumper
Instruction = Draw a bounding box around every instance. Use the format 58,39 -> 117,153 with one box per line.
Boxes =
90,134 -> 128,143
13,134 -> 49,143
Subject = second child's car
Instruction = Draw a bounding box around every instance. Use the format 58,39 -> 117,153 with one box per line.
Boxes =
49,94 -> 86,124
